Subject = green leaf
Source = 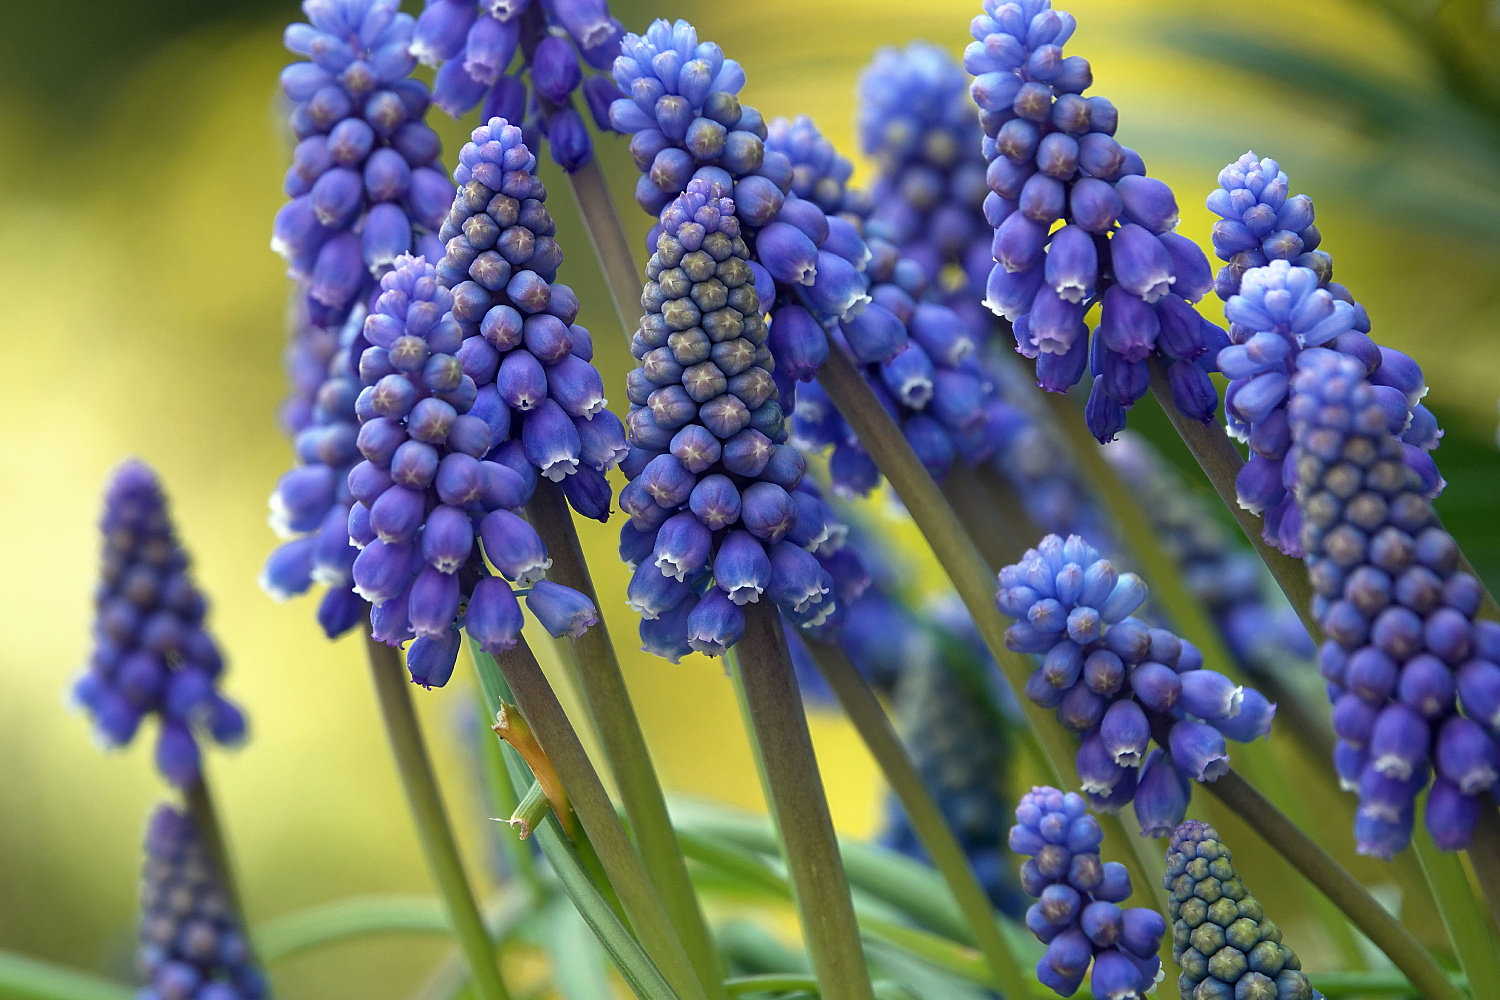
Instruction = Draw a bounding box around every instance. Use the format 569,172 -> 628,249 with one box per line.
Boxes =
541,896 -> 611,1000
0,949 -> 133,1000
256,894 -> 451,962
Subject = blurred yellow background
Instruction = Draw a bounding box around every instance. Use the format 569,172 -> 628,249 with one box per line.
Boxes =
1,0 -> 1496,996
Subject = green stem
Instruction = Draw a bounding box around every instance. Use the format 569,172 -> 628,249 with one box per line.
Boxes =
1311,969 -> 1467,999
1465,809 -> 1500,938
510,781 -> 553,839
1197,766 -> 1464,1000
565,157 -> 641,346
937,463 -> 1026,569
524,479 -> 725,999
1144,360 -> 1321,642
475,685 -> 543,898
184,775 -> 258,968
733,601 -> 876,1000
477,634 -> 708,1000
801,638 -> 1031,1000
364,635 -> 511,1000
725,975 -> 821,997
1413,814 -> 1500,1000
257,892 -> 532,966
0,950 -> 133,1000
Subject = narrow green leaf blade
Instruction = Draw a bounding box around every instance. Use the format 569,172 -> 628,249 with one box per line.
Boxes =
0,949 -> 134,1000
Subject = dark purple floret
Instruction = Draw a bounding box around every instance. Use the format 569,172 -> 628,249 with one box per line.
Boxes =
74,462 -> 245,788
137,805 -> 270,999
1289,349 -> 1493,856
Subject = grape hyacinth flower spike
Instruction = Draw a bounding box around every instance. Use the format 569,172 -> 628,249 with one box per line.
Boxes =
137,806 -> 269,1000
412,0 -> 626,173
262,306 -> 370,640
622,178 -> 838,658
1165,819 -> 1323,1000
274,0 -> 454,322
1209,155 -> 1443,556
432,117 -> 628,522
966,0 -> 1226,441
1011,786 -> 1166,997
72,462 -> 246,788
349,251 -> 598,687
1290,349 -> 1499,856
996,534 -> 1276,826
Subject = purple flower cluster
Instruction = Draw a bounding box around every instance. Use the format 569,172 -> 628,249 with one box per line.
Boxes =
1104,432 -> 1314,683
1290,349 -> 1499,856
412,0 -> 625,172
73,462 -> 245,788
348,241 -> 600,687
262,307 -> 369,641
998,535 -> 1276,830
1209,156 -> 1442,557
966,0 -> 1225,442
273,0 -> 453,324
137,806 -> 268,1000
1010,786 -> 1166,998
279,293 -> 343,437
1165,820 -> 1322,1000
621,179 -> 835,657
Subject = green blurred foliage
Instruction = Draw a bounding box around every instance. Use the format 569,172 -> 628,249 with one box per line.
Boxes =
0,0 -> 1496,997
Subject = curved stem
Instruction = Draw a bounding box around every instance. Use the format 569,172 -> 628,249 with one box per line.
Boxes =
1413,818 -> 1500,1000
0,949 -> 133,1000
801,639 -> 1031,1000
938,463 -> 1026,569
184,776 -> 259,969
734,602 -> 876,1000
524,480 -> 725,999
478,635 -> 708,1000
364,636 -> 512,1000
566,158 -> 641,347
725,975 -> 820,997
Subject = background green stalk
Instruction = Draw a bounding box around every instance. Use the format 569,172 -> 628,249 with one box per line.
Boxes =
474,634 -> 709,1000
184,774 -> 257,968
523,479 -> 726,998
1412,815 -> 1500,1000
732,602 -> 877,1000
1468,814 -> 1500,929
564,159 -> 643,345
801,638 -> 1031,1000
363,636 -> 512,1000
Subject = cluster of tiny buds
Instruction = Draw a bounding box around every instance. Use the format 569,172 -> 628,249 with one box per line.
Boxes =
1011,786 -> 1166,998
411,0 -> 626,172
998,535 -> 1275,832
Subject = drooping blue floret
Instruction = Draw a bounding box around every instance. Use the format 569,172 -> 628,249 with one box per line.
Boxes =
137,805 -> 270,1000
1165,820 -> 1324,1000
274,0 -> 454,325
1011,786 -> 1165,998
965,0 -> 1226,442
72,462 -> 245,789
1208,154 -> 1444,556
348,158 -> 605,684
1289,349 -> 1497,857
412,0 -> 625,173
996,534 -> 1275,821
263,306 -> 369,640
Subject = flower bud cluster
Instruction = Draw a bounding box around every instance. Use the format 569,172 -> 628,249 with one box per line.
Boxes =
621,179 -> 837,657
1164,820 -> 1322,1000
998,535 -> 1276,829
73,462 -> 245,788
1209,156 -> 1442,557
1104,432 -> 1314,683
262,308 -> 370,641
137,806 -> 269,1000
883,631 -> 1026,918
1289,349 -> 1499,856
967,0 -> 1225,442
348,235 -> 601,687
412,0 -> 626,173
273,0 -> 454,323
1011,786 -> 1166,998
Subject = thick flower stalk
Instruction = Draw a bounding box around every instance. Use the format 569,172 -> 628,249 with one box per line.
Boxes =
997,534 -> 1276,829
273,0 -> 454,324
348,244 -> 600,686
1011,786 -> 1166,997
261,307 -> 369,641
72,462 -> 245,788
882,637 -> 1026,918
1209,155 -> 1443,556
966,0 -> 1225,442
621,178 -> 837,657
137,805 -> 269,1000
1290,349 -> 1500,856
1164,819 -> 1323,1000
1104,432 -> 1314,683
412,0 -> 625,173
